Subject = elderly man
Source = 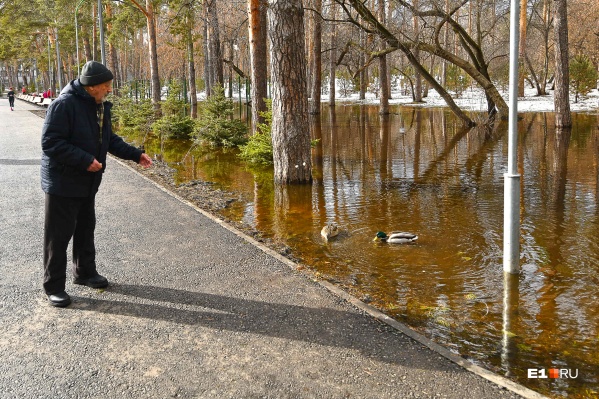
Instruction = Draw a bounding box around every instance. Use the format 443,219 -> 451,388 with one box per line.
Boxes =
41,61 -> 152,307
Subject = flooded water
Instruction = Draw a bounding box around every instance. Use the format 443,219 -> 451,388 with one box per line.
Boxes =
120,105 -> 599,398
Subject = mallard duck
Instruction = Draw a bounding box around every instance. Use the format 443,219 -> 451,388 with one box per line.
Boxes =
374,231 -> 418,244
321,223 -> 339,241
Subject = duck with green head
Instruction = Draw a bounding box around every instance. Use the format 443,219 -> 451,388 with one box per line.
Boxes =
374,231 -> 418,244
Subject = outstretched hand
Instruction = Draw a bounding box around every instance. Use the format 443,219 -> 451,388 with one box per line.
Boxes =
139,153 -> 153,169
87,159 -> 103,172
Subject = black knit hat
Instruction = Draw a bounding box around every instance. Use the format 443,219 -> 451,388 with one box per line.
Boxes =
79,61 -> 113,86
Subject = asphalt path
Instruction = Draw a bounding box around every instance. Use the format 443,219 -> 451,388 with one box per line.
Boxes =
0,96 -> 546,399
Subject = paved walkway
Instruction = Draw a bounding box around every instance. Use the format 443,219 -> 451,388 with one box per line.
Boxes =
0,96 -> 545,399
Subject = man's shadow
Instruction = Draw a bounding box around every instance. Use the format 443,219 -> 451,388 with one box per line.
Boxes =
74,283 -> 455,371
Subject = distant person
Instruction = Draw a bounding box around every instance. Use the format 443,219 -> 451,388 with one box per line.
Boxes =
7,87 -> 15,110
42,90 -> 48,99
21,86 -> 26,95
41,61 -> 152,307
46,88 -> 53,98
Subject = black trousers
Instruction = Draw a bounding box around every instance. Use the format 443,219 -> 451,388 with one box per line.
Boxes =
8,97 -> 14,107
43,193 -> 98,294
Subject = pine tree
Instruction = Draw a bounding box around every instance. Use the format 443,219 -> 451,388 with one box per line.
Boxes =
569,54 -> 598,103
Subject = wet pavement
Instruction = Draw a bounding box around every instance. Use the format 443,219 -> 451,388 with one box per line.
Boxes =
0,97 -> 546,398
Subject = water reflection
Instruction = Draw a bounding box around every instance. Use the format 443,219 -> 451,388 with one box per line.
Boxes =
120,105 -> 599,398
501,272 -> 519,378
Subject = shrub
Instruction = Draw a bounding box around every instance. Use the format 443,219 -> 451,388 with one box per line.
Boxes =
152,115 -> 195,139
238,100 -> 273,165
193,84 -> 248,147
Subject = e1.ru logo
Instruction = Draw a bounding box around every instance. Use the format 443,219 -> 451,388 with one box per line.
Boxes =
528,368 -> 578,379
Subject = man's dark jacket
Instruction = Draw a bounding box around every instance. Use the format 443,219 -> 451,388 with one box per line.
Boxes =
41,79 -> 143,197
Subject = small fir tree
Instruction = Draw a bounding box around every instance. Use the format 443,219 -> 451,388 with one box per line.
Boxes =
569,54 -> 598,103
111,84 -> 156,134
152,80 -> 195,139
193,84 -> 248,147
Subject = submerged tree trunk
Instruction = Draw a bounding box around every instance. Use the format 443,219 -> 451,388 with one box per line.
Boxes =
553,0 -> 571,128
268,0 -> 312,184
248,0 -> 268,133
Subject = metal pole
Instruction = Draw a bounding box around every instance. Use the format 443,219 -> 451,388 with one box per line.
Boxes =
75,0 -> 87,76
98,0 -> 106,65
503,0 -> 521,274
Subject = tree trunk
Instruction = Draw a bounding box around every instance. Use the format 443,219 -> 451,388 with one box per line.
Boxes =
413,0 -> 422,102
144,0 -> 161,114
202,10 -> 211,96
517,0 -> 527,97
441,0 -> 449,86
206,0 -> 224,93
328,0 -> 337,106
378,0 -> 389,114
268,0 -> 312,184
92,4 -> 98,61
539,1 -> 550,95
227,42 -> 233,98
105,3 -> 119,94
553,0 -> 571,128
248,0 -> 268,133
359,28 -> 367,100
187,12 -> 198,119
309,0 -> 322,114
80,24 -> 93,62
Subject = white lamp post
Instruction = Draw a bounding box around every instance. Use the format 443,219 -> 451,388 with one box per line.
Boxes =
504,0 -> 521,274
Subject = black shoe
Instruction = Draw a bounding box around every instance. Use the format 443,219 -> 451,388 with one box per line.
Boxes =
47,291 -> 72,307
73,274 -> 109,288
